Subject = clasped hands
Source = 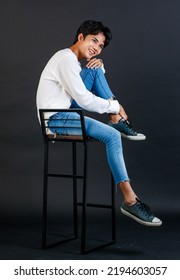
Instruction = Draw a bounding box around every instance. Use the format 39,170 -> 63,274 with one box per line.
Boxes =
86,58 -> 103,68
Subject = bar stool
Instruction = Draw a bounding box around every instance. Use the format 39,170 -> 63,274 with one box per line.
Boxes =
39,108 -> 116,254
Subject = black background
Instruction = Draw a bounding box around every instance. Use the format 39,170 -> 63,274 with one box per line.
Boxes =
0,0 -> 180,259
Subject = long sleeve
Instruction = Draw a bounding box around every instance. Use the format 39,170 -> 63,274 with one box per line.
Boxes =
36,49 -> 120,119
56,53 -> 120,114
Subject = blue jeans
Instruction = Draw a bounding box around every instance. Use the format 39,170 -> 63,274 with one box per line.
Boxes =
48,67 -> 129,184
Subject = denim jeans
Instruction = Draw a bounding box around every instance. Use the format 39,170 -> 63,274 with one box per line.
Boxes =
48,67 -> 129,184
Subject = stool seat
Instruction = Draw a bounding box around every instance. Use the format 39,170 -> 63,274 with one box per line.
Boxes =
47,134 -> 84,141
39,108 -> 116,254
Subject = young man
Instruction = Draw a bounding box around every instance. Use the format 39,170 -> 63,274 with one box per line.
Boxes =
36,20 -> 162,226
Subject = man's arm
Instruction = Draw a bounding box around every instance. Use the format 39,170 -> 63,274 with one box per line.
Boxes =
57,55 -> 120,114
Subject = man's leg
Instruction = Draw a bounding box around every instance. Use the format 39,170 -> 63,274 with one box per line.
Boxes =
71,66 -> 115,108
80,67 -> 114,99
80,67 -> 146,141
48,112 -> 162,226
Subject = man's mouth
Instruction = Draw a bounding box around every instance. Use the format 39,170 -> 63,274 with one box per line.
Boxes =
89,49 -> 96,56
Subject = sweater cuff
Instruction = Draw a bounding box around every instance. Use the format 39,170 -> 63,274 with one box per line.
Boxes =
107,99 -> 120,114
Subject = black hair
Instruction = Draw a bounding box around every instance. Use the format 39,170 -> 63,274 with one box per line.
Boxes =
73,20 -> 112,48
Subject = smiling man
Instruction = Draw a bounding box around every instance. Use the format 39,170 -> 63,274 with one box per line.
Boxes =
36,20 -> 162,227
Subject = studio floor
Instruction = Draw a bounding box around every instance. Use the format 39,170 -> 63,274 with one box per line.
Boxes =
0,211 -> 179,260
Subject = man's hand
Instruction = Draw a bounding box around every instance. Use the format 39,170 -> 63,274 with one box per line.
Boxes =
119,105 -> 128,120
86,58 -> 103,68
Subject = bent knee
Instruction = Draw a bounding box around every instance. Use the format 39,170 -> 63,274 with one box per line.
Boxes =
107,125 -> 122,142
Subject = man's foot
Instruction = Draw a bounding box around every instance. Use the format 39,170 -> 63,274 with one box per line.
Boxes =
108,118 -> 146,141
121,198 -> 162,226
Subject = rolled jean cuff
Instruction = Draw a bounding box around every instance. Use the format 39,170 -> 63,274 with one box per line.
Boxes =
115,178 -> 130,185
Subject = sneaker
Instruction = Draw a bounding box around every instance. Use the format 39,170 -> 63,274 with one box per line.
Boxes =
121,198 -> 162,226
108,118 -> 146,141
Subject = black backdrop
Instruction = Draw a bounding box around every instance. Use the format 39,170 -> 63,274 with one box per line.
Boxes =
0,0 -> 180,228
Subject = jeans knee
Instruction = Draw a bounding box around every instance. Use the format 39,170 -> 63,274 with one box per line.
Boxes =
81,67 -> 103,76
106,127 -> 122,145
113,129 -> 122,141
91,67 -> 103,77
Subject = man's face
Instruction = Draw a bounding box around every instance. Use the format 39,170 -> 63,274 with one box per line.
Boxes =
78,32 -> 105,59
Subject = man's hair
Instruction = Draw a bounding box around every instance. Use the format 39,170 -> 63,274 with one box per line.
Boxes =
73,20 -> 112,48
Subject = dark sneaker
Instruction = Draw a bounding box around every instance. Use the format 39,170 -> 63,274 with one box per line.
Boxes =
108,118 -> 146,140
121,198 -> 162,226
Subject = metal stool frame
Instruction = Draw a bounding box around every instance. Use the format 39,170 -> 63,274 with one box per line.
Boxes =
39,108 -> 116,254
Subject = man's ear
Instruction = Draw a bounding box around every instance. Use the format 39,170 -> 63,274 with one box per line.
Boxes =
78,33 -> 84,41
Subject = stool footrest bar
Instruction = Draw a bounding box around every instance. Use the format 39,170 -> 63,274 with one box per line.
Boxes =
77,202 -> 112,209
47,173 -> 83,179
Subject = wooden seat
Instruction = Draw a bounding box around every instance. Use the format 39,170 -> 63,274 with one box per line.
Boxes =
47,134 -> 84,141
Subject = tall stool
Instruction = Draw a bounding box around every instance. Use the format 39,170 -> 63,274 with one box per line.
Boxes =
39,109 -> 116,254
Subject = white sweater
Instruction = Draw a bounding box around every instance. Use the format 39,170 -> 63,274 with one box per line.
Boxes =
36,48 -> 120,119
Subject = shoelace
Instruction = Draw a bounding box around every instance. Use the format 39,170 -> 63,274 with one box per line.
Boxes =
123,119 -> 137,134
136,198 -> 152,217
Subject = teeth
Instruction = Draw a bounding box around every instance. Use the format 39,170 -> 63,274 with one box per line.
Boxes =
89,49 -> 95,55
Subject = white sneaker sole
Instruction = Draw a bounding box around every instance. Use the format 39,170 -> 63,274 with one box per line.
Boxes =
121,207 -> 162,227
121,133 -> 146,141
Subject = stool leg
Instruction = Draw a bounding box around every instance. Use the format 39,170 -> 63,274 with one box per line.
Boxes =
72,142 -> 78,237
42,142 -> 49,249
111,174 -> 116,242
81,143 -> 88,254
